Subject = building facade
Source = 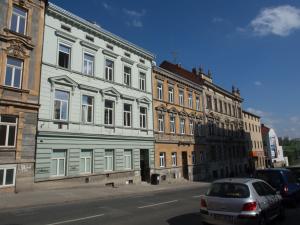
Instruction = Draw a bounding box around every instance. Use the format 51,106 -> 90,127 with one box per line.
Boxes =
0,0 -> 47,192
261,124 -> 286,168
242,110 -> 265,170
160,61 -> 248,180
35,3 -> 155,185
152,66 -> 205,182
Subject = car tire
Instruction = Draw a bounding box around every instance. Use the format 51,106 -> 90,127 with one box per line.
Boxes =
258,214 -> 267,225
278,205 -> 286,221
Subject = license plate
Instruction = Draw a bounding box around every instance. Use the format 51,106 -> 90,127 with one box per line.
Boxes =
212,213 -> 235,222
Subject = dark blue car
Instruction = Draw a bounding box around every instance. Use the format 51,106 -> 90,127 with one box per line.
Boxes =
255,168 -> 300,205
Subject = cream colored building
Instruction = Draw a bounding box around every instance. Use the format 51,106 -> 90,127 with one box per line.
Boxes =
243,110 -> 265,170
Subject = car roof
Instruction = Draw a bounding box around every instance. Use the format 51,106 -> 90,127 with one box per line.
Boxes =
256,168 -> 290,172
213,178 -> 262,184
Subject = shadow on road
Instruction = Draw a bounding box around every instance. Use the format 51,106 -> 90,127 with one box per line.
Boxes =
166,212 -> 201,225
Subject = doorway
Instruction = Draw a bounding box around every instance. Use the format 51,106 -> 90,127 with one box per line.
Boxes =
140,149 -> 150,182
182,151 -> 189,180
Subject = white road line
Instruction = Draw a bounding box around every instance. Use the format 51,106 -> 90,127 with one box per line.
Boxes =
44,214 -> 105,225
192,195 -> 202,198
138,200 -> 178,209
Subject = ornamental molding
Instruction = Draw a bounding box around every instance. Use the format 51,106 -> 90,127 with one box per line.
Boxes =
155,104 -> 167,112
48,75 -> 78,93
137,96 -> 151,105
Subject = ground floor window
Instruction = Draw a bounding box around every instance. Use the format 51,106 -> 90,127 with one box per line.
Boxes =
171,152 -> 177,166
124,149 -> 132,170
80,149 -> 93,174
51,150 -> 67,177
159,152 -> 166,167
0,165 -> 16,188
105,149 -> 114,171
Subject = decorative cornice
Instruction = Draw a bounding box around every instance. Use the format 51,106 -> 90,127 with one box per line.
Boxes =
80,40 -> 100,51
121,57 -> 135,65
137,63 -> 149,71
47,3 -> 155,60
102,49 -> 118,59
55,30 -> 77,42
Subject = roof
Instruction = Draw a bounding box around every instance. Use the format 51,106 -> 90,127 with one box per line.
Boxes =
213,178 -> 256,184
261,124 -> 270,135
47,2 -> 155,60
159,61 -> 243,101
242,110 -> 261,118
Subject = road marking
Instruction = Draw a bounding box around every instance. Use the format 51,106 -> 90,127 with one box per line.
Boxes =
138,200 -> 178,209
44,214 -> 105,225
192,195 -> 202,198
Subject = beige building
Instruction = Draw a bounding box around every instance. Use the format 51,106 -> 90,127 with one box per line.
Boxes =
159,61 -> 248,180
243,110 -> 265,170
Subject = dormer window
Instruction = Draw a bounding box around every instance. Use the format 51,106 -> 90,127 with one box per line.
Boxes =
10,5 -> 27,35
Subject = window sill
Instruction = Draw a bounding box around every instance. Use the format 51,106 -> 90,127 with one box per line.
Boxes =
0,85 -> 30,94
0,147 -> 16,151
53,120 -> 69,124
0,184 -> 15,189
104,125 -> 115,129
4,28 -> 32,41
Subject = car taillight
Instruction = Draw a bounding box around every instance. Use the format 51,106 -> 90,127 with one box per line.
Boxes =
242,202 -> 257,211
201,199 -> 207,208
283,185 -> 288,193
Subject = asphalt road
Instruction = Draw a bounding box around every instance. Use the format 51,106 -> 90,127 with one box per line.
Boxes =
0,186 -> 299,225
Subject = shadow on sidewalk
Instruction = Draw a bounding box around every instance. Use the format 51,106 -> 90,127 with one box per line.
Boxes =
166,212 -> 201,225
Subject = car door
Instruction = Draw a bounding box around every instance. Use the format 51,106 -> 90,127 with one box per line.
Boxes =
252,182 -> 270,216
260,182 -> 280,219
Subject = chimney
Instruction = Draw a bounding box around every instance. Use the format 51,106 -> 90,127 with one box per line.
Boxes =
177,63 -> 181,68
192,67 -> 197,74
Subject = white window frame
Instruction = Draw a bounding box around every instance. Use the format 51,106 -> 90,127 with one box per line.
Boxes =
140,107 -> 147,129
83,52 -> 94,75
168,86 -> 174,103
123,65 -> 132,86
51,150 -> 66,177
170,114 -> 175,133
124,149 -> 132,170
104,100 -> 114,126
189,120 -> 194,135
188,92 -> 193,108
139,72 -> 146,91
123,103 -> 132,127
0,165 -> 16,188
58,43 -> 71,69
105,59 -> 114,81
5,57 -> 23,89
180,118 -> 185,134
10,5 -> 27,35
158,114 -> 164,132
179,90 -> 184,106
171,152 -> 177,167
82,95 -> 94,123
157,82 -> 163,100
54,90 -> 69,121
80,150 -> 93,174
196,96 -> 200,111
159,152 -> 166,168
0,115 -> 17,148
104,149 -> 114,171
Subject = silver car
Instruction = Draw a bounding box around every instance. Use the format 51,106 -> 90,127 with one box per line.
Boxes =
200,178 -> 285,225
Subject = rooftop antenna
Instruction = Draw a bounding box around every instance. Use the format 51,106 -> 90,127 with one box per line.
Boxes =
171,51 -> 178,64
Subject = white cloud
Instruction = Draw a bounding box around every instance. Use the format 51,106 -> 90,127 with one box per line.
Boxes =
254,81 -> 262,86
246,107 -> 267,117
212,17 -> 224,23
102,2 -> 112,10
250,5 -> 300,36
123,9 -> 146,28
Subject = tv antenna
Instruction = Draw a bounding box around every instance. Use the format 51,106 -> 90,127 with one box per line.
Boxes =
171,51 -> 178,64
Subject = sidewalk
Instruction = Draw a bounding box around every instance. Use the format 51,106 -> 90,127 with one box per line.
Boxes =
0,181 -> 210,211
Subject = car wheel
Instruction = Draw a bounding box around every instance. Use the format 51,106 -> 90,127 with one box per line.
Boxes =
278,205 -> 286,220
258,215 -> 267,225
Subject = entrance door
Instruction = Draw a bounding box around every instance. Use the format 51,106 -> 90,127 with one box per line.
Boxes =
140,149 -> 150,182
182,151 -> 189,180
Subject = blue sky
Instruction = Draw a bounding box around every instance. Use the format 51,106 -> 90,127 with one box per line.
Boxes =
51,0 -> 300,138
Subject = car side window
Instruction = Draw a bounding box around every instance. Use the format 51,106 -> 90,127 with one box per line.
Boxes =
253,182 -> 265,196
261,182 -> 276,195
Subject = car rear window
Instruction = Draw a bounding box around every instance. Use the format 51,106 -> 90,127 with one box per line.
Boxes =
207,182 -> 250,198
283,171 -> 297,183
255,171 -> 282,189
